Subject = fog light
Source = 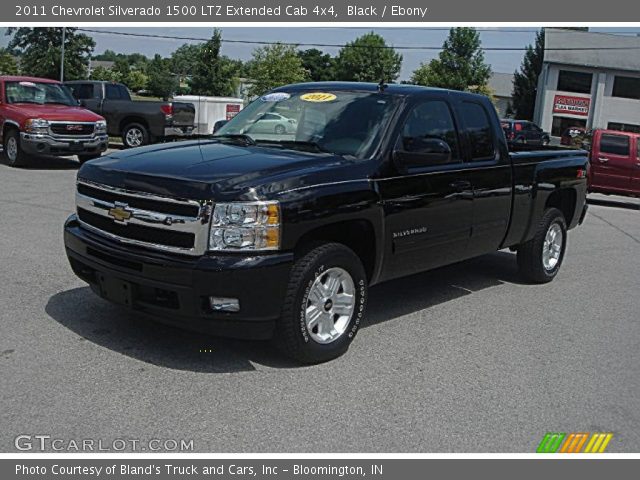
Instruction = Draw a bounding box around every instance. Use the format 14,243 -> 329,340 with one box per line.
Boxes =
209,297 -> 240,312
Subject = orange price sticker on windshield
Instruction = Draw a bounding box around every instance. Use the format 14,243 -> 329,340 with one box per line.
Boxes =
300,92 -> 337,103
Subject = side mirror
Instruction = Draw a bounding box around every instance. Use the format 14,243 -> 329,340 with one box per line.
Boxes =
395,137 -> 452,167
212,120 -> 228,134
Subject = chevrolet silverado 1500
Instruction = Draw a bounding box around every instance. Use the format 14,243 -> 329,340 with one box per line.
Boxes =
64,82 -> 589,363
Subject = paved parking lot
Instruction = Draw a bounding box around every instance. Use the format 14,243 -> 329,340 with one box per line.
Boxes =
1,155 -> 639,452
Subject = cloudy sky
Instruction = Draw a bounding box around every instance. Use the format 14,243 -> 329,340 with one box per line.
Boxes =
2,27 -> 639,80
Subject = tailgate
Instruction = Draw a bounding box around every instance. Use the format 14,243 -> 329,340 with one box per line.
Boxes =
171,102 -> 196,127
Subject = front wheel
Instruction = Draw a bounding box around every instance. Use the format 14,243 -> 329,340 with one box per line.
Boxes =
517,208 -> 567,283
3,129 -> 30,167
276,243 -> 368,364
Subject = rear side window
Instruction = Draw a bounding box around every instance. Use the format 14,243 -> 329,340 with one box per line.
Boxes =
600,134 -> 630,156
105,84 -> 128,100
457,102 -> 495,161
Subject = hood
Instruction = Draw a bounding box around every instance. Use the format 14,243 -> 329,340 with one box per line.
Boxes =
79,139 -> 364,201
8,104 -> 103,122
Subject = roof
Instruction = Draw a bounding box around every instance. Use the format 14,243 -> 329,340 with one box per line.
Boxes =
0,76 -> 61,84
488,72 -> 514,98
272,81 -> 485,100
545,28 -> 640,73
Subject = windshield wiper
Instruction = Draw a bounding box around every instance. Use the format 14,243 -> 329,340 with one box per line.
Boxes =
212,134 -> 256,146
254,140 -> 331,154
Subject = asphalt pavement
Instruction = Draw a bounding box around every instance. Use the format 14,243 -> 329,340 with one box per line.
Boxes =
1,154 -> 639,453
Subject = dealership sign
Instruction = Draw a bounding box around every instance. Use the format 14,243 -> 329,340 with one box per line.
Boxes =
226,104 -> 241,120
553,95 -> 591,117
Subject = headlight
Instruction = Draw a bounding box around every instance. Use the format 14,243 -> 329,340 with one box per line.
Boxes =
24,118 -> 49,134
209,201 -> 280,251
95,120 -> 107,132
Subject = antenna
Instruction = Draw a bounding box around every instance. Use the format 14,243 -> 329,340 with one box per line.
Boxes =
377,78 -> 388,92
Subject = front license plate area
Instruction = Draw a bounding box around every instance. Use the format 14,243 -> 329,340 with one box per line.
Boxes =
98,274 -> 133,307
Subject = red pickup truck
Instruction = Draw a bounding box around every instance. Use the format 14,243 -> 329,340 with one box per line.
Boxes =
0,76 -> 108,166
589,129 -> 640,197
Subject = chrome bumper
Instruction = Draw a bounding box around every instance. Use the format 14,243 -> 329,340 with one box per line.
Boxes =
20,132 -> 108,156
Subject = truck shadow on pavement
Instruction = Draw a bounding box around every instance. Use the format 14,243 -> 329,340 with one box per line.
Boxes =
0,154 -> 81,170
45,251 -> 522,373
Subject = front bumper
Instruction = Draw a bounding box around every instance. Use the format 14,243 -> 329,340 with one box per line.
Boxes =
20,132 -> 108,157
64,214 -> 293,340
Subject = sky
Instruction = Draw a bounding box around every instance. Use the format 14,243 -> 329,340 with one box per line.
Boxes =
2,27 -> 640,80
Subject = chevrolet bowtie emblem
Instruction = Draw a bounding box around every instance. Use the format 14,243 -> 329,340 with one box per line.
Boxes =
108,202 -> 132,223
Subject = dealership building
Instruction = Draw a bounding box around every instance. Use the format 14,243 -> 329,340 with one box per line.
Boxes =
533,28 -> 640,137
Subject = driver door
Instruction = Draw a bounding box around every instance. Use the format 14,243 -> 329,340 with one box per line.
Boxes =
378,98 -> 474,281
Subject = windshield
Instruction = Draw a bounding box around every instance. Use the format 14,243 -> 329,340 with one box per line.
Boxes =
214,90 -> 398,159
4,81 -> 77,106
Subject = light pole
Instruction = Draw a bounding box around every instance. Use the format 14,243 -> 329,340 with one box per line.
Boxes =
60,27 -> 66,82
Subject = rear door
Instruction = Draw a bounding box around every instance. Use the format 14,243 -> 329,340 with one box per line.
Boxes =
378,97 -> 474,280
591,132 -> 633,193
68,82 -> 102,113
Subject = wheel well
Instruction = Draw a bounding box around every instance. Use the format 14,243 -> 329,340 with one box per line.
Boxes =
2,123 -> 19,142
294,220 -> 377,282
119,117 -> 149,133
545,189 -> 577,226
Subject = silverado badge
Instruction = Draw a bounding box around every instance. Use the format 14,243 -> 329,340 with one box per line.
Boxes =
108,202 -> 132,223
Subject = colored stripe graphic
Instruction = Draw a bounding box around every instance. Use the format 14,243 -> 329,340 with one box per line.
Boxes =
584,433 -> 613,453
560,433 -> 589,453
537,433 -> 566,453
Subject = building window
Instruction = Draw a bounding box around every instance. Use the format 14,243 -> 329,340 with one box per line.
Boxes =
600,134 -> 630,156
551,116 -> 586,137
557,70 -> 592,94
612,76 -> 640,100
607,122 -> 640,134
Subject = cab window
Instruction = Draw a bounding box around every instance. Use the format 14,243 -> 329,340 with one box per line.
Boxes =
457,102 -> 496,161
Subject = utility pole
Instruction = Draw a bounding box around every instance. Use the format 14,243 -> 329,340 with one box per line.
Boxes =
60,27 -> 66,82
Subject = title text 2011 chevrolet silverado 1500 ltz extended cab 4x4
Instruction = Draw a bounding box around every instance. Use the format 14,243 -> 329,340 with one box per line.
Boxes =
65,81 -> 196,149
64,82 -> 589,363
1,76 -> 108,166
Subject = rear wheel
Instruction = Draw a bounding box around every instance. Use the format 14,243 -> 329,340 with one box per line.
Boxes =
3,129 -> 30,167
517,208 -> 567,283
276,243 -> 367,364
122,123 -> 149,148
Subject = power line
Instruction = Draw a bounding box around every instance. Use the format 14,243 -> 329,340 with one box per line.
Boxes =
77,28 -> 640,51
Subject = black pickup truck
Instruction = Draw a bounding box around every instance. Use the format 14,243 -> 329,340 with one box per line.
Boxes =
64,82 -> 589,363
64,81 -> 195,148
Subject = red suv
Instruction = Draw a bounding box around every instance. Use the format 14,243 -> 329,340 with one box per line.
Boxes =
0,76 -> 108,166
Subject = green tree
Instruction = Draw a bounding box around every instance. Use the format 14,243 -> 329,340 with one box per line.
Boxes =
171,43 -> 202,76
246,43 -> 307,97
6,27 -> 94,80
93,49 -> 119,61
334,33 -> 402,82
189,29 -> 239,96
125,70 -> 149,92
89,65 -> 121,82
411,28 -> 491,93
298,48 -> 335,82
511,29 -> 545,120
0,48 -> 18,75
146,54 -> 177,100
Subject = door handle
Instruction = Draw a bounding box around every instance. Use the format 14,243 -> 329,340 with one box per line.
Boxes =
449,180 -> 471,191
598,157 -> 609,163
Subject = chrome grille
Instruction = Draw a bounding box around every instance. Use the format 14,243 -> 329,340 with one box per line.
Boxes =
50,122 -> 95,137
76,180 -> 212,256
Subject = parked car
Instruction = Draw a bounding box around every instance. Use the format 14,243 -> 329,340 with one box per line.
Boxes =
64,81 -> 195,148
588,129 -> 640,197
501,119 -> 550,146
560,126 -> 586,146
246,112 -> 297,134
0,76 -> 108,166
64,82 -> 588,364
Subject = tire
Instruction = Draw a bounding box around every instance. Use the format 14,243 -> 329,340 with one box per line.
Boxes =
122,123 -> 149,148
2,129 -> 30,167
276,243 -> 368,364
274,124 -> 286,134
542,137 -> 550,146
517,208 -> 567,283
78,154 -> 101,164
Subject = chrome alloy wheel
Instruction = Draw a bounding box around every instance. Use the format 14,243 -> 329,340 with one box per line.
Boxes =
305,267 -> 356,344
125,127 -> 144,147
543,223 -> 563,271
6,136 -> 18,162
